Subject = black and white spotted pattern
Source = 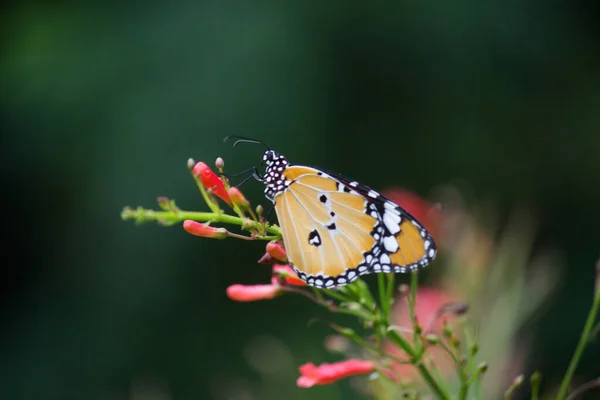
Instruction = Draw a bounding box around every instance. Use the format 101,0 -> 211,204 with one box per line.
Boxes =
308,229 -> 322,246
263,150 -> 290,201
259,150 -> 437,289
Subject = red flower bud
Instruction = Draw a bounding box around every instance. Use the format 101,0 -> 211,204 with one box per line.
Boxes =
192,162 -> 232,205
297,360 -> 375,388
183,220 -> 228,239
273,265 -> 306,286
228,187 -> 250,208
266,242 -> 288,262
226,278 -> 281,302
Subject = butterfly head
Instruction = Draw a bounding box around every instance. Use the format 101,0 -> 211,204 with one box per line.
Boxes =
262,150 -> 290,201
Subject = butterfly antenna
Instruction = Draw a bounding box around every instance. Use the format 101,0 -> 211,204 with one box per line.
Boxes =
223,135 -> 271,151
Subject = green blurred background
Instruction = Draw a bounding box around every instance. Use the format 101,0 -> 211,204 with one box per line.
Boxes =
2,1 -> 599,399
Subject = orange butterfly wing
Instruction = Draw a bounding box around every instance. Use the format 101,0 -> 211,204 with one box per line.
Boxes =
273,166 -> 436,288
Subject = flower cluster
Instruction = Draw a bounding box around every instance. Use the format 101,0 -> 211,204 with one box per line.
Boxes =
121,156 -> 600,400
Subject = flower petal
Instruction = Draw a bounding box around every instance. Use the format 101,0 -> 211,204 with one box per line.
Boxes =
228,187 -> 250,208
193,162 -> 232,205
226,283 -> 281,302
183,220 -> 228,239
266,242 -> 288,262
296,360 -> 374,388
273,264 -> 306,286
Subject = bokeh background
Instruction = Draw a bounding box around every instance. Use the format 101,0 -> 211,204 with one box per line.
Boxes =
2,1 -> 599,399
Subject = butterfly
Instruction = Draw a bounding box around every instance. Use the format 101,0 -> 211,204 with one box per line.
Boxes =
226,137 -> 437,288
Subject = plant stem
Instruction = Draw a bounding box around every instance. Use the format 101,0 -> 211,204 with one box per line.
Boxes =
409,271 -> 422,353
565,377 -> 600,400
121,207 -> 282,237
386,273 -> 395,316
414,360 -> 452,400
458,379 -> 469,400
191,171 -> 221,214
555,280 -> 600,400
530,371 -> 542,400
378,273 -> 389,319
386,328 -> 451,399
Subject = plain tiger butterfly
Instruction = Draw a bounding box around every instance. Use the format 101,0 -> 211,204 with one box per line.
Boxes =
226,137 -> 437,288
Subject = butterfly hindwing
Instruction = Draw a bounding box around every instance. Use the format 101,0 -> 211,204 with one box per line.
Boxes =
322,168 -> 438,272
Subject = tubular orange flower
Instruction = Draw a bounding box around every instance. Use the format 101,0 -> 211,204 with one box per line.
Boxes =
183,220 -> 228,239
226,278 -> 281,302
273,264 -> 306,286
296,360 -> 375,388
192,161 -> 232,205
228,187 -> 250,208
266,241 -> 288,262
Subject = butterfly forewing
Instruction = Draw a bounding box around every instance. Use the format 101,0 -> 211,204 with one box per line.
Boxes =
274,167 -> 378,287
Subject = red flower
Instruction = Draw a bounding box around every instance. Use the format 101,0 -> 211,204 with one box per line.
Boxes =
183,220 -> 228,239
273,264 -> 306,286
226,277 -> 281,302
266,242 -> 288,262
257,241 -> 288,264
192,162 -> 232,205
228,187 -> 250,208
296,360 -> 375,388
381,187 -> 440,242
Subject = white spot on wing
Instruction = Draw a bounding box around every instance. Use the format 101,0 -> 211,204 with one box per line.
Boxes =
380,254 -> 391,264
383,236 -> 399,252
383,212 -> 401,234
368,190 -> 379,198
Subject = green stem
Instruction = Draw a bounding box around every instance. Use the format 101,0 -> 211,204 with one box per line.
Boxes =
565,377 -> 600,400
466,363 -> 488,387
409,271 -> 422,353
387,328 -> 450,399
414,360 -> 452,400
282,287 -> 374,320
191,171 -> 221,214
378,273 -> 389,319
556,283 -> 600,400
321,288 -> 354,304
530,371 -> 542,400
458,378 -> 469,400
386,273 -> 395,314
437,340 -> 469,400
121,207 -> 282,237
